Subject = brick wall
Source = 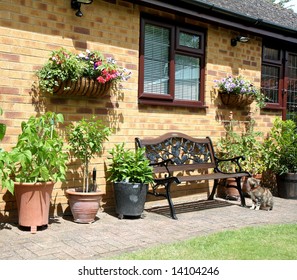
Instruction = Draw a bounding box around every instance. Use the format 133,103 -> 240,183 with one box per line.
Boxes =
0,0 -> 280,222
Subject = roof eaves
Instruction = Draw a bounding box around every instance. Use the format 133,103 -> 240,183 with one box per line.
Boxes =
182,0 -> 297,34
124,0 -> 297,43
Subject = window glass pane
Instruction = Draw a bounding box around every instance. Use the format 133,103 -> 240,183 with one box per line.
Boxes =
144,24 -> 170,95
287,54 -> 297,122
263,46 -> 280,61
261,65 -> 279,103
179,32 -> 200,49
175,54 -> 200,100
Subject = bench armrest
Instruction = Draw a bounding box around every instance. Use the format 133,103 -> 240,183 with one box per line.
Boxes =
214,155 -> 246,173
150,158 -> 174,177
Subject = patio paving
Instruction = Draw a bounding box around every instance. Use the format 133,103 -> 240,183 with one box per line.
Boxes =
0,196 -> 296,260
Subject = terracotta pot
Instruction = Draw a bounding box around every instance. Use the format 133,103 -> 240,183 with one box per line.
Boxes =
53,78 -> 112,97
219,92 -> 254,107
217,178 -> 240,201
66,188 -> 104,223
14,181 -> 54,233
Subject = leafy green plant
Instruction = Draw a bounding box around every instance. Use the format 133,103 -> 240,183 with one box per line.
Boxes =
107,143 -> 154,184
36,48 -> 131,94
0,112 -> 68,194
67,115 -> 112,192
216,120 -> 265,175
262,117 -> 297,175
214,75 -> 266,108
0,108 -> 7,192
37,48 -> 83,94
0,108 -> 6,143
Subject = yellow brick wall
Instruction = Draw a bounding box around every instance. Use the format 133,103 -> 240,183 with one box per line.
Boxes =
0,0 -> 281,222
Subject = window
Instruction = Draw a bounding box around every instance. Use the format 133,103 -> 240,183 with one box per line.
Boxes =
139,16 -> 205,107
287,53 -> 297,121
261,46 -> 283,108
261,43 -> 297,122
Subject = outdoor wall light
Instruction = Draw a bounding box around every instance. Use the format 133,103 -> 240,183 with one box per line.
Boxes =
231,36 -> 250,47
71,0 -> 93,17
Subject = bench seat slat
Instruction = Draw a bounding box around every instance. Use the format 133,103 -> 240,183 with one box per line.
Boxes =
177,172 -> 249,182
153,162 -> 216,173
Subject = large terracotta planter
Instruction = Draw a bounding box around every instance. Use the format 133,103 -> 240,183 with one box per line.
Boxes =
14,181 -> 54,233
53,77 -> 112,97
217,178 -> 240,201
66,188 -> 104,223
219,92 -> 254,107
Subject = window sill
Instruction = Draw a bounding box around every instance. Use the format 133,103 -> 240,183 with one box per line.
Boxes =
138,98 -> 208,109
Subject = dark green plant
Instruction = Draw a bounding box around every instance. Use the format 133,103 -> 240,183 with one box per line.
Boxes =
0,112 -> 68,194
216,120 -> 265,175
0,108 -> 7,192
67,116 -> 112,192
262,117 -> 297,175
0,108 -> 6,143
107,143 -> 154,184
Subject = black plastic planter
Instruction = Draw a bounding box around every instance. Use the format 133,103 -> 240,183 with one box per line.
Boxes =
113,182 -> 148,219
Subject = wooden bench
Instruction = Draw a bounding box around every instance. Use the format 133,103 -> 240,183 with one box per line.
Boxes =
135,132 -> 251,219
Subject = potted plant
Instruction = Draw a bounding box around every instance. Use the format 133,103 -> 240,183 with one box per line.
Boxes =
214,75 -> 265,108
0,112 -> 68,233
36,48 -> 131,96
66,115 -> 112,223
262,117 -> 297,199
107,143 -> 154,219
216,119 -> 264,199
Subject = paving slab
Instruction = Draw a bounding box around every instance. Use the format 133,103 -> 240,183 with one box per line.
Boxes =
0,197 -> 296,260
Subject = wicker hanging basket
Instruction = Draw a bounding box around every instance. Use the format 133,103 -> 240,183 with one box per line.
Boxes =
53,77 -> 112,97
219,91 -> 254,107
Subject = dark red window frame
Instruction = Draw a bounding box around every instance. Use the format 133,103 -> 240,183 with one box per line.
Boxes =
261,44 -> 284,110
138,15 -> 206,108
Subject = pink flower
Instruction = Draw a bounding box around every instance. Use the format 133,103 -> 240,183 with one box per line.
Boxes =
94,61 -> 102,67
97,76 -> 106,83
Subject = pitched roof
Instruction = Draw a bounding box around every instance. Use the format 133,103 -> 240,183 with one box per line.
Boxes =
128,0 -> 297,42
191,0 -> 297,31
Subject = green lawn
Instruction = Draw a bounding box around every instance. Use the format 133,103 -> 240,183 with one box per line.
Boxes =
112,224 -> 297,260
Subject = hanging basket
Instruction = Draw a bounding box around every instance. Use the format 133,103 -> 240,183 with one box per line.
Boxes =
219,91 -> 254,107
53,77 -> 112,97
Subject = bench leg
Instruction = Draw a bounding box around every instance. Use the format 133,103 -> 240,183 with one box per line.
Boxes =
208,179 -> 219,200
236,177 -> 246,207
165,183 -> 177,220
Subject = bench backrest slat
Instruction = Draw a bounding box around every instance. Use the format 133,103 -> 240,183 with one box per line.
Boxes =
135,132 -> 216,173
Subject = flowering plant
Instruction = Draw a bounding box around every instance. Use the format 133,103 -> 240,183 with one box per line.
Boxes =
214,75 -> 265,108
78,50 -> 130,84
37,48 -> 131,94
